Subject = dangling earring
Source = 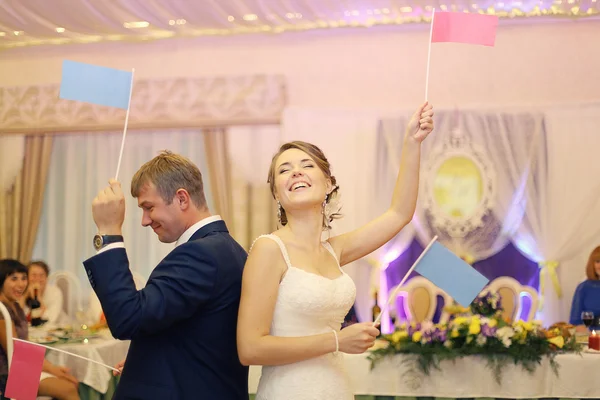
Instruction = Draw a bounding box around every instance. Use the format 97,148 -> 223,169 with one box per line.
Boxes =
277,200 -> 282,224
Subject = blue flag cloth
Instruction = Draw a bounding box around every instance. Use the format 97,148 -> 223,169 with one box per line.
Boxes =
59,60 -> 133,109
415,241 -> 489,307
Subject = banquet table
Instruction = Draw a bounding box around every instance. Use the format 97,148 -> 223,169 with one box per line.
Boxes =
31,327 -> 129,399
249,351 -> 600,399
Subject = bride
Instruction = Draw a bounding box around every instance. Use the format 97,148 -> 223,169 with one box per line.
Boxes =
237,102 -> 434,399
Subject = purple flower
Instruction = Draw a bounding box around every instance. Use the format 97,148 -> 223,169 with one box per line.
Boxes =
407,323 -> 421,336
433,328 -> 447,342
422,330 -> 434,343
481,324 -> 497,337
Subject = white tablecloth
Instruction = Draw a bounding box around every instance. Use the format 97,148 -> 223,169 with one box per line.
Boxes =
44,335 -> 130,394
249,351 -> 600,398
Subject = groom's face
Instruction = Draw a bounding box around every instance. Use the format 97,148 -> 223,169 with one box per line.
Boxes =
136,181 -> 184,243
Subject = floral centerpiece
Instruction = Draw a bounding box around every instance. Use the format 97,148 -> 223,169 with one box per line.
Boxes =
369,292 -> 581,383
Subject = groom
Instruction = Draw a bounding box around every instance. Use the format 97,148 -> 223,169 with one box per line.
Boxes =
83,151 -> 248,399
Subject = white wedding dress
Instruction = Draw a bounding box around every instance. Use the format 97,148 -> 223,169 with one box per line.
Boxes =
254,234 -> 357,400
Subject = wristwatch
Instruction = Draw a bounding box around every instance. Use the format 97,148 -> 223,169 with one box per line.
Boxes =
93,234 -> 124,251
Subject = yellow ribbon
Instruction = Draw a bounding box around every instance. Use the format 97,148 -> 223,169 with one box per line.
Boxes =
537,260 -> 562,311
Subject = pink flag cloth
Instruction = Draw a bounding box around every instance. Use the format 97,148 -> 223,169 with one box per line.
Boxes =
5,340 -> 45,400
431,11 -> 499,46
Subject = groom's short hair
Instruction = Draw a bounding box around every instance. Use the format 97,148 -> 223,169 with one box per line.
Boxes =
131,150 -> 207,209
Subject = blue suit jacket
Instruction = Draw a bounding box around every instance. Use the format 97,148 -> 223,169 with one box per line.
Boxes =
83,220 -> 248,400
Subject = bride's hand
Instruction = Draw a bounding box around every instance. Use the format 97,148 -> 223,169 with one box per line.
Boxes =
337,322 -> 380,354
406,102 -> 434,143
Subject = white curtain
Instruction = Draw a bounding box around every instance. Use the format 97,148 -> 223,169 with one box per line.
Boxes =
32,129 -> 213,303
226,124 -> 282,249
0,135 -> 25,192
281,107 -> 381,322
513,103 -> 600,325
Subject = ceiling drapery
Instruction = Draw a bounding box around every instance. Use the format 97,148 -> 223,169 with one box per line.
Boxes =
0,0 -> 598,49
0,75 -> 286,134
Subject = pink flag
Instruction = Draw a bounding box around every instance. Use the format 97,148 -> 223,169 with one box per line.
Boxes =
5,340 -> 45,400
431,11 -> 498,47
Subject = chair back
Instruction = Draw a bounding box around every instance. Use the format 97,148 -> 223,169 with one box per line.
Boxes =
486,276 -> 538,321
48,270 -> 83,318
389,276 -> 453,323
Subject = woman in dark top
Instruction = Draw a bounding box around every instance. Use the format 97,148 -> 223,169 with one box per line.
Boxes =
569,246 -> 600,331
0,259 -> 79,400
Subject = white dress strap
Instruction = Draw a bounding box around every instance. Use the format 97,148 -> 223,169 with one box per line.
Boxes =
321,241 -> 341,268
250,234 -> 293,270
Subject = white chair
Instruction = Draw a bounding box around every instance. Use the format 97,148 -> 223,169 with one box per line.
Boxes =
0,302 -> 14,370
48,270 -> 83,321
0,302 -> 17,400
388,276 -> 454,323
485,276 -> 539,322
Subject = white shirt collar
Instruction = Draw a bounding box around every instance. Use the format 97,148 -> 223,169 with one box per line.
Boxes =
175,215 -> 222,247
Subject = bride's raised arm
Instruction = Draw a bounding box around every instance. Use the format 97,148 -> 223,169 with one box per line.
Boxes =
328,102 -> 434,266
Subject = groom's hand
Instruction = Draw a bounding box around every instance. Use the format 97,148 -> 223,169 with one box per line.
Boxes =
92,179 -> 125,235
338,322 -> 380,354
113,359 -> 126,376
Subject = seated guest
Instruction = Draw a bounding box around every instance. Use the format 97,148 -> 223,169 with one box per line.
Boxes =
0,259 -> 79,400
569,246 -> 600,331
24,260 -> 66,324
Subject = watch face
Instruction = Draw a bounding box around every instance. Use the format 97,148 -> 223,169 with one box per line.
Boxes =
93,235 -> 103,250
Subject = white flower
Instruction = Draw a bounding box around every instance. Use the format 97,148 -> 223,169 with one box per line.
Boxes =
495,326 -> 515,340
514,325 -> 524,334
421,320 -> 435,332
476,336 -> 487,346
501,337 -> 512,348
444,340 -> 453,348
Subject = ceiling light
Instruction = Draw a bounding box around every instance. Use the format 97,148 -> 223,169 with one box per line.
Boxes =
285,12 -> 295,18
295,13 -> 302,18
176,19 -> 186,25
169,19 -> 176,25
0,32 -> 5,37
56,27 -> 65,33
400,7 -> 413,12
13,31 -> 23,36
123,21 -> 150,29
227,16 -> 235,22
243,14 -> 258,21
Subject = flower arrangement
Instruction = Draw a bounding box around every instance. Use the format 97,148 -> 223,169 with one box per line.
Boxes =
469,291 -> 501,317
369,295 -> 581,383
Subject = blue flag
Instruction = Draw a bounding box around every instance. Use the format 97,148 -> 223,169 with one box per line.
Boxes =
59,60 -> 133,109
415,242 -> 489,307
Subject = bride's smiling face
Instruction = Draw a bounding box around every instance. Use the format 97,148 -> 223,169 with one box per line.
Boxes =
273,148 -> 331,213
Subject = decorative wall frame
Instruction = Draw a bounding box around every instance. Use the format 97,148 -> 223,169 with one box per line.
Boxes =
421,127 -> 496,238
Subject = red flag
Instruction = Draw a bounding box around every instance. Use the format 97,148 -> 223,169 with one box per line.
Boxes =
5,340 -> 45,400
431,12 -> 498,47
